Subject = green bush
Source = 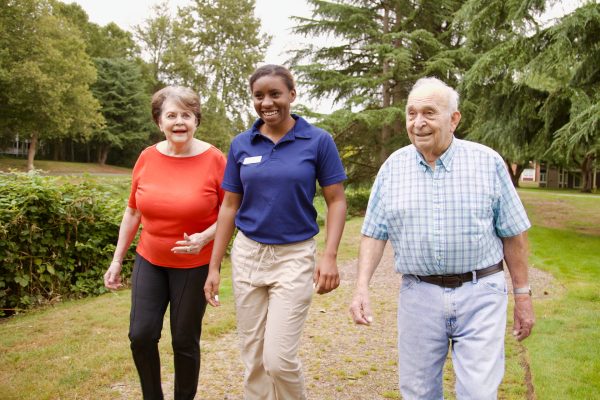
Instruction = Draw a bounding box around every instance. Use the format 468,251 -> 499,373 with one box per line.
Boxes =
346,186 -> 371,216
0,172 -> 133,314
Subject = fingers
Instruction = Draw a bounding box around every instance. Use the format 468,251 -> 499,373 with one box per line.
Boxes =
349,294 -> 373,325
513,296 -> 535,341
315,270 -> 340,295
103,271 -> 121,290
173,233 -> 204,254
171,245 -> 199,254
513,319 -> 535,341
204,276 -> 221,307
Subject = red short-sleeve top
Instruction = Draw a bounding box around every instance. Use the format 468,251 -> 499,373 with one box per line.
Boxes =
128,144 -> 226,268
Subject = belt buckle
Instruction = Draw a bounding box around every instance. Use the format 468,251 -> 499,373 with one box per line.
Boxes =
441,275 -> 463,288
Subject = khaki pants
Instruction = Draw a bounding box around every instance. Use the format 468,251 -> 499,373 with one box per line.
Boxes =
231,231 -> 316,400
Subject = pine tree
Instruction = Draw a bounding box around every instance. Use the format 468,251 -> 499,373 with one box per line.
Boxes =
290,0 -> 464,183
90,58 -> 152,165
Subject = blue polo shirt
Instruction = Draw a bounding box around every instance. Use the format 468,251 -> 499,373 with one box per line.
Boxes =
222,114 -> 347,244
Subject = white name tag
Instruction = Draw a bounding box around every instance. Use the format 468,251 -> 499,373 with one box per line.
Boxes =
243,156 -> 262,165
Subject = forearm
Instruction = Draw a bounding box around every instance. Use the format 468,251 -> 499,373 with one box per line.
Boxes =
323,203 -> 346,260
322,183 -> 347,258
502,232 -> 530,288
356,235 -> 386,291
195,221 -> 217,243
208,192 -> 241,272
112,207 -> 141,264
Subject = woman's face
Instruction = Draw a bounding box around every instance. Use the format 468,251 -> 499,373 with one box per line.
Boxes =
158,98 -> 197,145
251,75 -> 296,127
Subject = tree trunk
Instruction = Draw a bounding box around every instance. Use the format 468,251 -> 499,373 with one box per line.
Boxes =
27,133 -> 38,171
70,138 -> 75,162
581,153 -> 595,193
97,145 -> 109,165
379,6 -> 391,164
505,160 -> 525,188
52,141 -> 60,161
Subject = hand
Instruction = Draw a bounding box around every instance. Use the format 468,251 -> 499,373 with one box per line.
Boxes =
512,295 -> 535,341
172,232 -> 209,255
313,254 -> 340,294
349,289 -> 373,325
204,270 -> 221,307
104,261 -> 123,290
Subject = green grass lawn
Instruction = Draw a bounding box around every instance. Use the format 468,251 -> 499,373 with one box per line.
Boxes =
517,188 -> 600,399
0,156 -> 131,175
0,163 -> 599,399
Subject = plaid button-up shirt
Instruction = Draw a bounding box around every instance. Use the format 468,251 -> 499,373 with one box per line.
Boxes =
362,138 -> 531,275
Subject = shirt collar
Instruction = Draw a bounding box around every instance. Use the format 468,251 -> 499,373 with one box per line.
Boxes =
250,114 -> 311,142
415,136 -> 457,172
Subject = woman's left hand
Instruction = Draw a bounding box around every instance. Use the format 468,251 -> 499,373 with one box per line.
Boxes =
172,232 -> 209,255
313,254 -> 340,294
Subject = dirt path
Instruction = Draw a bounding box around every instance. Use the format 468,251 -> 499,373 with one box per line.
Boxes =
196,245 -> 400,400
119,245 -> 559,399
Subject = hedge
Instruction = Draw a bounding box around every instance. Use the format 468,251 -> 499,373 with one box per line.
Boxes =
0,172 -> 133,315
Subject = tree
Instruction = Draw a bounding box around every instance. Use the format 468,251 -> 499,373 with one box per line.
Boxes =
455,0 -> 549,186
458,1 -> 599,190
90,58 -> 152,165
133,1 -> 173,93
135,0 -> 269,150
536,2 -> 600,192
54,2 -> 139,59
0,0 -> 102,170
290,0 -> 465,183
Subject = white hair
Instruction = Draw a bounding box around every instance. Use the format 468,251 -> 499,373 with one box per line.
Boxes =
409,77 -> 459,113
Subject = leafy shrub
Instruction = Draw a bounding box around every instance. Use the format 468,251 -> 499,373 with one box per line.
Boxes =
346,186 -> 371,216
0,172 -> 133,314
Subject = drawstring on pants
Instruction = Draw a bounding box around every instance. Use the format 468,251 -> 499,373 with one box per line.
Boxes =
249,243 -> 276,286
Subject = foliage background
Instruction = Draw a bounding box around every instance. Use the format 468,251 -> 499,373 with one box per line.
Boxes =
0,173 -> 133,314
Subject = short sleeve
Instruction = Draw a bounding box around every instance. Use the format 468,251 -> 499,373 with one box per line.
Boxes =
493,156 -> 531,237
127,151 -> 146,209
361,163 -> 389,240
213,150 -> 227,205
317,133 -> 347,187
222,142 -> 243,193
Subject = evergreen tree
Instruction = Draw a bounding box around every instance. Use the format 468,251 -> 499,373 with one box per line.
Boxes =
535,2 -> 600,192
290,0 -> 464,183
458,0 -> 598,190
90,58 -> 153,165
456,0 -> 548,186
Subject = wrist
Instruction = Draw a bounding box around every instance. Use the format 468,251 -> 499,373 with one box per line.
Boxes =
513,285 -> 531,296
322,249 -> 338,259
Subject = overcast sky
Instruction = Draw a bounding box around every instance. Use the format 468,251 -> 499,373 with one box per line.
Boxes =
69,0 -> 583,113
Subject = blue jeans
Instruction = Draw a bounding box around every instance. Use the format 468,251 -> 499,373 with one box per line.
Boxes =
398,271 -> 507,400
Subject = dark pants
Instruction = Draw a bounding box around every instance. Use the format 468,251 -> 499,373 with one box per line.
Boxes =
129,254 -> 208,400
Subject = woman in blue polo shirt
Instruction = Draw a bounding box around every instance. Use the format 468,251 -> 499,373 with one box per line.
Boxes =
205,64 -> 347,399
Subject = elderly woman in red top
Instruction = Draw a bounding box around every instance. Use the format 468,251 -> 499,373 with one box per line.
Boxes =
103,86 -> 226,400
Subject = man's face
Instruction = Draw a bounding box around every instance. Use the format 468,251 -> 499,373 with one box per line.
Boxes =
405,84 -> 461,162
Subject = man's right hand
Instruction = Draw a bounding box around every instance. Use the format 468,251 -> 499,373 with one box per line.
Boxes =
349,290 -> 374,325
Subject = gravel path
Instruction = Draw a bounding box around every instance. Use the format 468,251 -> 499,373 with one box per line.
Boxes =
117,244 -> 559,399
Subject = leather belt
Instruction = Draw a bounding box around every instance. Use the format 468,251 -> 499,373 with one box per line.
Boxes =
415,261 -> 503,288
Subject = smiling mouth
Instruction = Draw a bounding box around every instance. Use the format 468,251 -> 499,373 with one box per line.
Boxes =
262,110 -> 279,117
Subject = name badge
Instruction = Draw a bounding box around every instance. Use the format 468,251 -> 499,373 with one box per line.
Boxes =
243,156 -> 262,165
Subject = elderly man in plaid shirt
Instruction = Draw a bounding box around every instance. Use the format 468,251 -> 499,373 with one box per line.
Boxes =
350,77 -> 535,400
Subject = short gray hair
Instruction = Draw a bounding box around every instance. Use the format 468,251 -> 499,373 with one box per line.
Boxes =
409,77 -> 459,114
